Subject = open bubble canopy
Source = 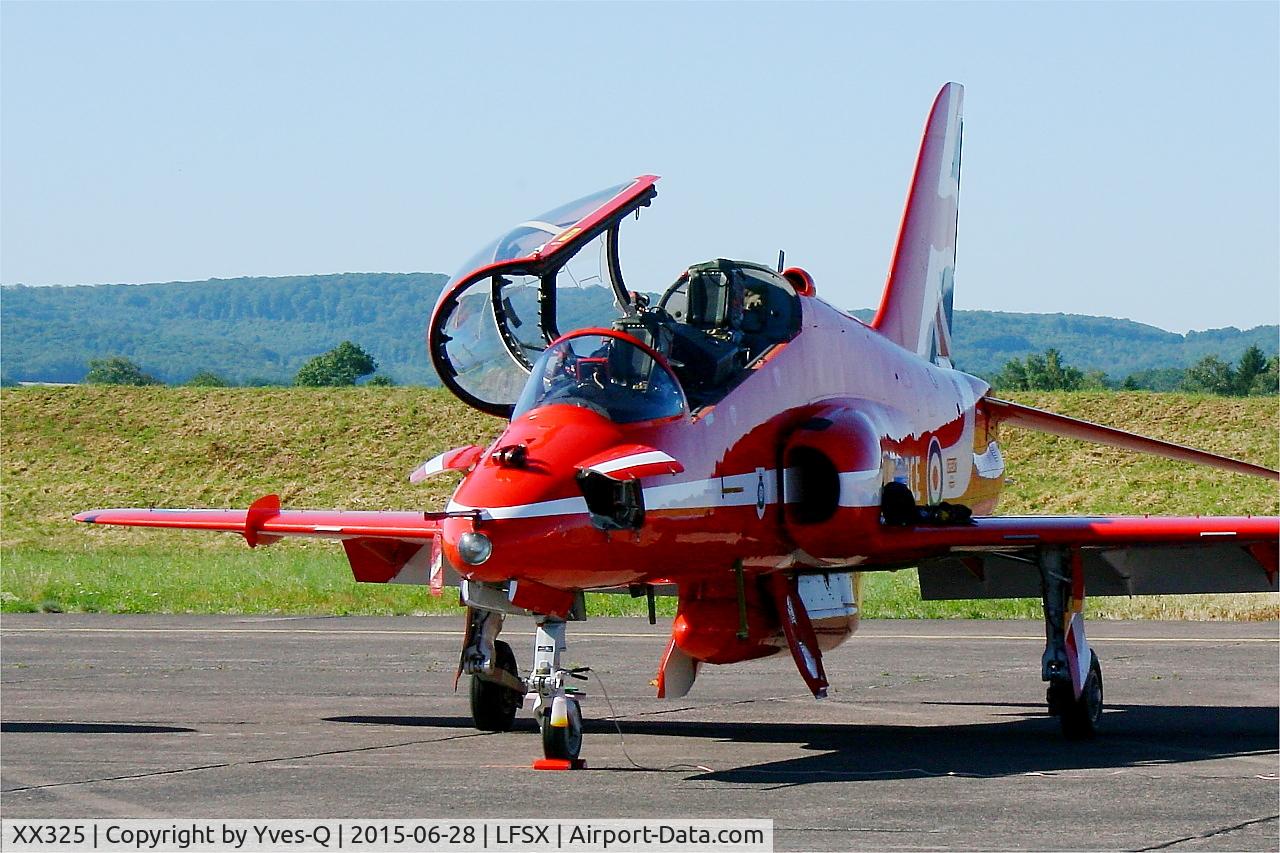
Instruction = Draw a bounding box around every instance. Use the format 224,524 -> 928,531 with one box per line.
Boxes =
428,176 -> 659,417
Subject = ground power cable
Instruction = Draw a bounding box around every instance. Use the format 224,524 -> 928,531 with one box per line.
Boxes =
575,667 -> 713,773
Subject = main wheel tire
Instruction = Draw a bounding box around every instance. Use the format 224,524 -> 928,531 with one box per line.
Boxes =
1058,652 -> 1103,740
1046,679 -> 1072,717
470,640 -> 521,732
540,699 -> 583,761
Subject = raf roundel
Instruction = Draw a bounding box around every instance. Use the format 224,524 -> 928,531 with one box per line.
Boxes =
927,438 -> 945,505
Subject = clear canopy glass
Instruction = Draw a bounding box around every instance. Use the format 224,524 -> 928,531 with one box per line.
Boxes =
431,178 -> 657,416
449,181 -> 633,279
435,279 -> 532,406
512,334 -> 686,424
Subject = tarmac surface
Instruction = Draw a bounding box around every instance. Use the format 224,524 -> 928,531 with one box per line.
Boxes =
1,614 -> 1277,851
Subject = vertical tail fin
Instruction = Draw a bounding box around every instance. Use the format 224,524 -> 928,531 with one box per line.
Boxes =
871,83 -> 964,368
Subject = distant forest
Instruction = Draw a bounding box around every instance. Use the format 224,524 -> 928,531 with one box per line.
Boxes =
2,273 -> 448,385
2,273 -> 1276,387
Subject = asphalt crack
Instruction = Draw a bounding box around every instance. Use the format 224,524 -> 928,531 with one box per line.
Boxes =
2,729 -> 495,794
1135,813 -> 1279,851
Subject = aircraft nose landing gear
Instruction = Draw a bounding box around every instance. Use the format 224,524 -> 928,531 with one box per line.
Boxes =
540,687 -> 584,760
1039,548 -> 1103,739
459,583 -> 590,767
529,617 -> 587,767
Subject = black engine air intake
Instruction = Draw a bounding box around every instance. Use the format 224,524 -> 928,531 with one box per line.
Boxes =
782,407 -> 883,558
785,445 -> 840,524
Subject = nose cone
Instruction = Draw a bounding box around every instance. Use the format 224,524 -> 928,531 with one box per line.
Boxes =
443,404 -> 625,583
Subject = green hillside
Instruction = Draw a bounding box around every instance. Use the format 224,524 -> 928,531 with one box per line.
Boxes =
1,273 -> 1275,385
1,387 -> 1276,618
848,308 -> 1278,380
1,273 -> 448,385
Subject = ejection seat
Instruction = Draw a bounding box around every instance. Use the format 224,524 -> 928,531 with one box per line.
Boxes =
615,259 -> 801,410
670,268 -> 748,401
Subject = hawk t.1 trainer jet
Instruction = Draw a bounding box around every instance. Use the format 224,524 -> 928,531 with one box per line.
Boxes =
77,83 -> 1279,765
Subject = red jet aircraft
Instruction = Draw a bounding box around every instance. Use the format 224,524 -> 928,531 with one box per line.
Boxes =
77,83 -> 1278,765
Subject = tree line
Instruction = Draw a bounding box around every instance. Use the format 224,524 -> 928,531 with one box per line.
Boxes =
65,342 -> 1280,397
1,273 -> 448,385
993,346 -> 1279,395
4,273 -> 1275,386
80,342 -> 392,388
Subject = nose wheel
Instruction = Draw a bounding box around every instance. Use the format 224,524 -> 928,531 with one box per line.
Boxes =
528,617 -> 590,765
539,695 -> 583,760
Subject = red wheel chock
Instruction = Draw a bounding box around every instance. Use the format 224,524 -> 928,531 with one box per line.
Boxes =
532,758 -> 587,770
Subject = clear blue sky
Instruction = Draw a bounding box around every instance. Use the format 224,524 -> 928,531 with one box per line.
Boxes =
3,1 -> 1276,334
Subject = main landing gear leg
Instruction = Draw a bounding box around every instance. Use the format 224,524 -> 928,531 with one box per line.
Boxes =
1038,548 -> 1103,739
528,617 -> 585,763
460,607 -> 523,732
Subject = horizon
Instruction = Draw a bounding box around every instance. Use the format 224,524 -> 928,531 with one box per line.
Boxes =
3,3 -> 1277,335
2,270 -> 1273,338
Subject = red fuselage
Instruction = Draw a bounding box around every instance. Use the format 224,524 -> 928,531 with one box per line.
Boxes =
439,296 -> 999,593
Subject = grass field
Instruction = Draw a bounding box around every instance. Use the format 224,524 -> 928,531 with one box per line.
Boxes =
2,387 -> 1277,619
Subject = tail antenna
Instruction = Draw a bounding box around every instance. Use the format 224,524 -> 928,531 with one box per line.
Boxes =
776,249 -> 785,273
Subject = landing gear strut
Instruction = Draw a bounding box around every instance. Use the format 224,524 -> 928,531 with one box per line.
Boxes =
460,607 -> 523,732
470,640 -> 521,731
1038,548 -> 1103,738
528,617 -> 585,761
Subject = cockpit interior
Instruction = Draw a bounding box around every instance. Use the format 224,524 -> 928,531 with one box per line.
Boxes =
614,259 -> 801,408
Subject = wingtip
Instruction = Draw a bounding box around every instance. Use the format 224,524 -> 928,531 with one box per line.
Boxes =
73,512 -> 97,524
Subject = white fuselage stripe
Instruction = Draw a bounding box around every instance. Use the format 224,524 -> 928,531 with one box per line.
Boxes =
448,496 -> 590,520
837,468 -> 883,508
450,467 -> 885,520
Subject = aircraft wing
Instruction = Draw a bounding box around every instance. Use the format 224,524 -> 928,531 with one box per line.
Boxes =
864,515 -> 1278,598
983,396 -> 1278,480
75,494 -> 448,586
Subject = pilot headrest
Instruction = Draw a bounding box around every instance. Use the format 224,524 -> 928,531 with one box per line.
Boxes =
687,270 -> 730,327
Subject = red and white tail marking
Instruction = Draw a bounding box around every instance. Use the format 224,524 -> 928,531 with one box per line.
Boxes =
873,82 -> 964,368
